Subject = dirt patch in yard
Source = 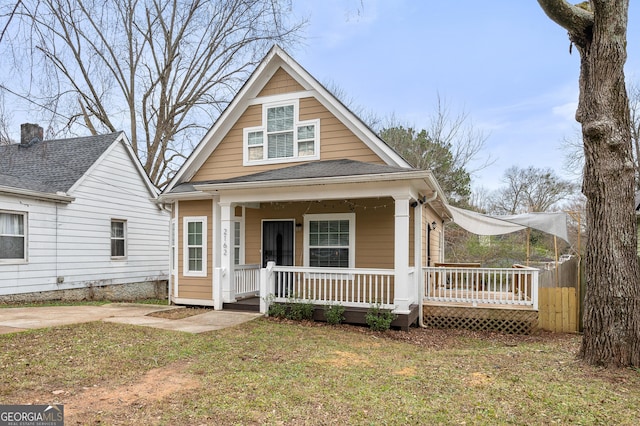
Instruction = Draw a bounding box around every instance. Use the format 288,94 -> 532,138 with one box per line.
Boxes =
146,307 -> 212,320
59,362 -> 200,423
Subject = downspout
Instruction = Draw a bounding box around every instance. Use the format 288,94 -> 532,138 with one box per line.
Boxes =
419,192 -> 438,329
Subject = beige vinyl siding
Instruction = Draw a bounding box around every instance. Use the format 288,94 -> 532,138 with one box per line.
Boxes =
177,199 -> 213,299
423,206 -> 441,265
300,97 -> 383,164
192,69 -> 385,182
193,97 -> 384,181
192,104 -> 262,181
258,67 -> 305,97
243,198 -> 396,269
355,202 -> 395,269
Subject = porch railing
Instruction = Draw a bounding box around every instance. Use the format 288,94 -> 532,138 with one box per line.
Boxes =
423,266 -> 539,309
234,264 -> 261,298
267,266 -> 395,309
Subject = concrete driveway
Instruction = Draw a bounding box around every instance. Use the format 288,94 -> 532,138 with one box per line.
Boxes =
0,303 -> 262,335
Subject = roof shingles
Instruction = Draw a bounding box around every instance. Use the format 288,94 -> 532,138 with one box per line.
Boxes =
0,132 -> 121,195
170,159 -> 420,194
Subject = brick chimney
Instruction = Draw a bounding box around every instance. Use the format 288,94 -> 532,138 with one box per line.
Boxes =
20,123 -> 44,146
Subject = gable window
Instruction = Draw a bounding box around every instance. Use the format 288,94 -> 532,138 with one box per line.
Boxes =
244,100 -> 319,165
0,211 -> 27,262
304,213 -> 355,268
184,216 -> 207,276
111,220 -> 127,258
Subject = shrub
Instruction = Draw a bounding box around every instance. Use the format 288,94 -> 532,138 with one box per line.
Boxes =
267,302 -> 287,319
365,305 -> 396,331
324,303 -> 346,325
287,301 -> 315,321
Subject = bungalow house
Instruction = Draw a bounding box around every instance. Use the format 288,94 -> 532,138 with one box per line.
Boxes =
0,125 -> 169,302
159,46 -> 452,327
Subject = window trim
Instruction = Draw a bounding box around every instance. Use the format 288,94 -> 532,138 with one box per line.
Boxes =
243,99 -> 320,165
303,213 -> 355,268
183,216 -> 207,277
0,210 -> 27,264
110,219 -> 127,259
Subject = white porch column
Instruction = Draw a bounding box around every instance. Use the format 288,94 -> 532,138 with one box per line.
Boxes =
414,201 -> 423,306
393,196 -> 411,314
220,202 -> 235,303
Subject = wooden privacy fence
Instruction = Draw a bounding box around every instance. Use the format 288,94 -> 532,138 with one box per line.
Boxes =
537,257 -> 581,333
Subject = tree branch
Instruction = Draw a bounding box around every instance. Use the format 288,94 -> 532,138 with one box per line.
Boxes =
537,0 -> 594,49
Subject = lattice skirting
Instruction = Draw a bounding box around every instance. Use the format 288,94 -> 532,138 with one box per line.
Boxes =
423,305 -> 539,335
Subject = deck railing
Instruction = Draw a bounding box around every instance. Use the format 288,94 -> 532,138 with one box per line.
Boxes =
423,266 -> 539,309
233,264 -> 261,298
267,266 -> 395,309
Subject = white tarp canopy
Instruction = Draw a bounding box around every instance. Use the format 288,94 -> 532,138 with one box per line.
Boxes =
447,205 -> 570,243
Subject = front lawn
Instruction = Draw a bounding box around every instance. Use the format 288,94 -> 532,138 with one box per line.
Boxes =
1,318 -> 638,424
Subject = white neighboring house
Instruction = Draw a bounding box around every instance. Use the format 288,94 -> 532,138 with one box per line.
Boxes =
0,124 -> 170,301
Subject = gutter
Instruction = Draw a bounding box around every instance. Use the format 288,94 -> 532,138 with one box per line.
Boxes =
0,186 -> 75,203
192,170 -> 433,192
157,190 -> 212,203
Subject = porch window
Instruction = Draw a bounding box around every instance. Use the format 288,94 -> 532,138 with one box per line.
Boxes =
0,211 -> 26,262
304,213 -> 355,268
244,100 -> 319,165
184,216 -> 207,277
233,221 -> 241,265
110,220 -> 127,258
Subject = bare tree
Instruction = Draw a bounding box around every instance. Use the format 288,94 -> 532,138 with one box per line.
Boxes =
380,97 -> 493,206
321,79 -> 383,131
489,166 -> 577,215
4,0 -> 305,187
0,92 -> 13,145
562,82 -> 640,189
538,0 -> 640,367
629,82 -> 640,189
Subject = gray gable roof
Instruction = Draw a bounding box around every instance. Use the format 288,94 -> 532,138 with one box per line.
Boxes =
169,159 -> 418,194
0,132 -> 122,195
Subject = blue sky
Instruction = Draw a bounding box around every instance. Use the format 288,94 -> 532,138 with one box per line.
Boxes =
289,0 -> 640,192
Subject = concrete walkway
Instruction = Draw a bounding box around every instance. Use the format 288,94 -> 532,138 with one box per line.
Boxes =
0,303 -> 263,335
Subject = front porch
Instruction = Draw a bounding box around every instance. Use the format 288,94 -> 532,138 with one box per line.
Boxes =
223,262 -> 539,332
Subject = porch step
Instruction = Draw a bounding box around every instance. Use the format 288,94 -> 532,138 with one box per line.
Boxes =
223,297 -> 261,312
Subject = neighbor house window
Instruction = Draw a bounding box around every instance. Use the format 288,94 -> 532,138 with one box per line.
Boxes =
111,220 -> 127,258
184,216 -> 207,276
304,213 -> 355,268
244,100 -> 319,165
0,211 -> 26,262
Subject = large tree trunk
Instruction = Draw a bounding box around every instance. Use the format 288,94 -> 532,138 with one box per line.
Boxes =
538,0 -> 640,367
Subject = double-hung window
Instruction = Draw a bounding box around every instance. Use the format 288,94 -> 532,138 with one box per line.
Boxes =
184,216 -> 207,276
0,211 -> 27,262
110,220 -> 127,258
304,213 -> 355,268
245,100 -> 319,164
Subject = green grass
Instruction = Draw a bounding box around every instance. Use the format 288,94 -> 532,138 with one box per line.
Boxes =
1,319 -> 639,425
